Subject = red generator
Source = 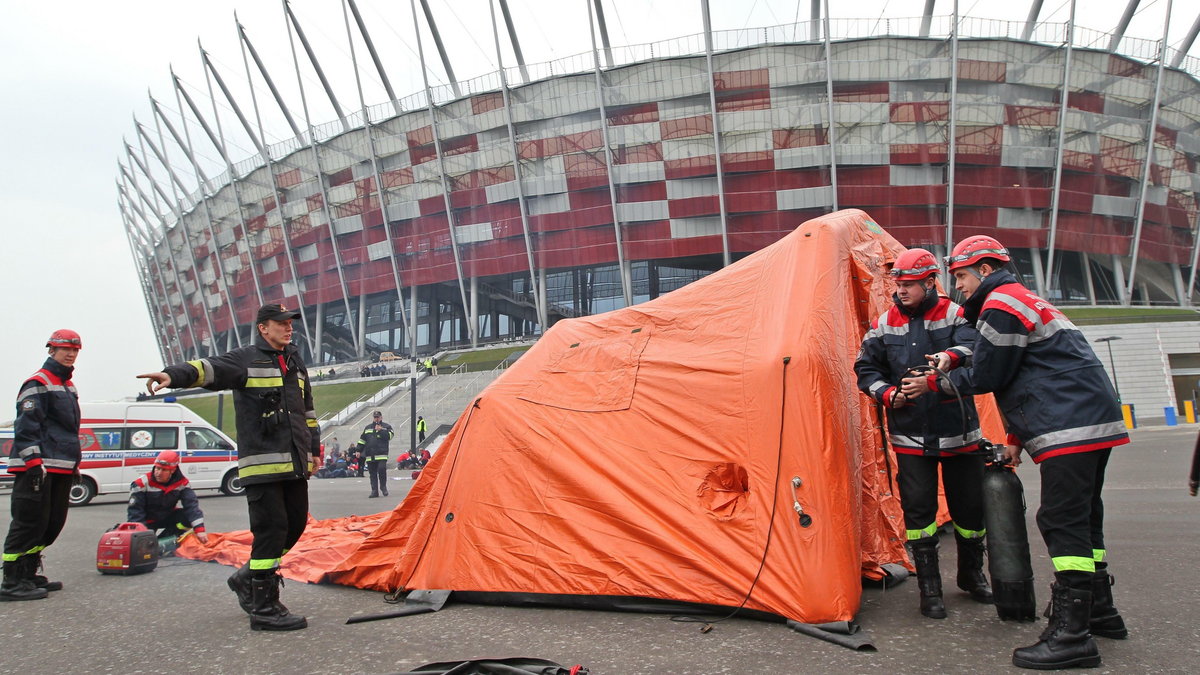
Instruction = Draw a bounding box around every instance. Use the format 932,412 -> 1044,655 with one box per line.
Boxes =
97,522 -> 160,575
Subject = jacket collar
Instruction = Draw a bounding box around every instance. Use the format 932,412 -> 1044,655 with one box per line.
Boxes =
42,357 -> 74,381
960,269 -> 1018,322
893,285 -> 940,318
253,334 -> 297,357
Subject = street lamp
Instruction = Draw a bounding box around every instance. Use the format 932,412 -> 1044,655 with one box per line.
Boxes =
1095,336 -> 1122,402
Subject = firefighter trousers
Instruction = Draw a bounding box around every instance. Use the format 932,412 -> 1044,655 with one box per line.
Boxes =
1036,447 -> 1111,569
245,478 -> 309,572
368,459 -> 388,494
3,472 -> 73,562
895,452 -> 986,538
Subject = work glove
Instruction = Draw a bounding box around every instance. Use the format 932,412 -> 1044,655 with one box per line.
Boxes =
72,466 -> 82,487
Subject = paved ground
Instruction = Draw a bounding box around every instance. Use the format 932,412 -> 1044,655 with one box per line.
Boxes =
2,426 -> 1197,674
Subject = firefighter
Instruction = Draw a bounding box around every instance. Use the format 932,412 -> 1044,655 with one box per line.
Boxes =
137,304 -> 319,631
2,330 -> 82,601
902,235 -> 1129,669
357,410 -> 394,498
127,450 -> 210,553
854,248 -> 991,620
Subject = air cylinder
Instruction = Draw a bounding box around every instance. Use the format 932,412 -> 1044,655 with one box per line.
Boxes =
982,448 -> 1037,621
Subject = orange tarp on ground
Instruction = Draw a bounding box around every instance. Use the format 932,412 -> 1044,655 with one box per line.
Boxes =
182,209 -> 997,625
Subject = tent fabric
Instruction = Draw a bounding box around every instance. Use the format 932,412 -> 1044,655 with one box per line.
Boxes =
181,209 -> 1000,626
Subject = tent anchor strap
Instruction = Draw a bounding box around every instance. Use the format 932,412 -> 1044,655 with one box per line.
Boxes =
344,589 -> 451,625
786,619 -> 876,651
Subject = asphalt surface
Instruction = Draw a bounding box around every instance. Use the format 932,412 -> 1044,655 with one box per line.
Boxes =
2,427 -> 1197,674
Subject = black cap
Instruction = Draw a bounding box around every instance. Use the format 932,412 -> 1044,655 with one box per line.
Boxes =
257,303 -> 302,324
372,410 -> 382,418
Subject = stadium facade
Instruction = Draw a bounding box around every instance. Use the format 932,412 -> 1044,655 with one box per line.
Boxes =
119,3 -> 1200,364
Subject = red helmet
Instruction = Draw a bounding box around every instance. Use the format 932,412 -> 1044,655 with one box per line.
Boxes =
46,329 -> 82,350
947,235 -> 1010,272
154,450 -> 181,470
889,248 -> 940,281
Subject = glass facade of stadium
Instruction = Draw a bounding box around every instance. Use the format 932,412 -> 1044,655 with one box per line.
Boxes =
121,15 -> 1200,364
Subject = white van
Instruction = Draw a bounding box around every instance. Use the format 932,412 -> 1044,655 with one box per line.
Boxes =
0,401 -> 241,506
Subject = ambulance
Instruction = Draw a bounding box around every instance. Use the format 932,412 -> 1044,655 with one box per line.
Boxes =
0,401 -> 241,506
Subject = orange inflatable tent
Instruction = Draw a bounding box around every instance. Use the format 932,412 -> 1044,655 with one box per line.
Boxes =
184,209 -> 1002,634
331,208 -> 913,621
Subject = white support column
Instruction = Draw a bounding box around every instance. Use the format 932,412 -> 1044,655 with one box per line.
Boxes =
539,268 -> 548,330
586,0 -> 632,306
489,0 -> 546,328
822,0 -> 838,211
409,0 -> 475,343
358,293 -> 367,357
339,0 -> 410,339
470,274 -> 479,348
1022,0 -> 1045,41
150,98 -> 243,348
1124,0 -> 1172,304
1044,0 -> 1076,297
121,160 -> 203,360
946,0 -> 960,253
277,11 -> 360,351
130,131 -> 220,356
1082,252 -> 1097,304
1187,213 -> 1200,305
172,70 -> 265,328
1111,254 -> 1127,302
314,302 -> 324,364
701,0 -> 731,267
119,194 -> 172,365
1172,263 -> 1187,307
201,45 -> 315,354
119,181 -> 182,363
1029,248 -> 1047,298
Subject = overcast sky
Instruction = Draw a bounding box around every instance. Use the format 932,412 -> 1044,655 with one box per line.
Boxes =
0,0 -> 1191,404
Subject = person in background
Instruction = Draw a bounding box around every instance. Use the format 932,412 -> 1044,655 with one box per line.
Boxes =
416,415 -> 427,443
902,235 -> 1129,670
357,410 -> 394,498
138,303 -> 318,631
127,450 -> 209,554
2,330 -> 83,601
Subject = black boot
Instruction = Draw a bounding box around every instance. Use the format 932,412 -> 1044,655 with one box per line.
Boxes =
249,573 -> 307,631
1012,580 -> 1101,670
227,563 -> 253,614
910,537 -> 947,619
955,533 -> 993,603
1089,564 -> 1127,639
1,559 -> 48,601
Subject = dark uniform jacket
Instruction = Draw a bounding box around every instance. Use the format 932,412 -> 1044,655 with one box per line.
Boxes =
856,293 -> 982,456
162,336 -> 320,486
128,468 -> 206,533
8,358 -> 81,474
944,270 -> 1129,462
357,422 -> 395,462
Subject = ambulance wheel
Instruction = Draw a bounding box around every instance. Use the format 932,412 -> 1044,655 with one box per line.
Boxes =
220,470 -> 244,497
68,477 -> 97,506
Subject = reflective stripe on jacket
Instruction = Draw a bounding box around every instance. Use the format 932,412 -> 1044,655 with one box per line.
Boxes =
8,358 -> 81,474
855,294 -> 981,456
947,270 -> 1129,462
162,336 -> 320,486
128,468 -> 206,532
357,422 -> 394,462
